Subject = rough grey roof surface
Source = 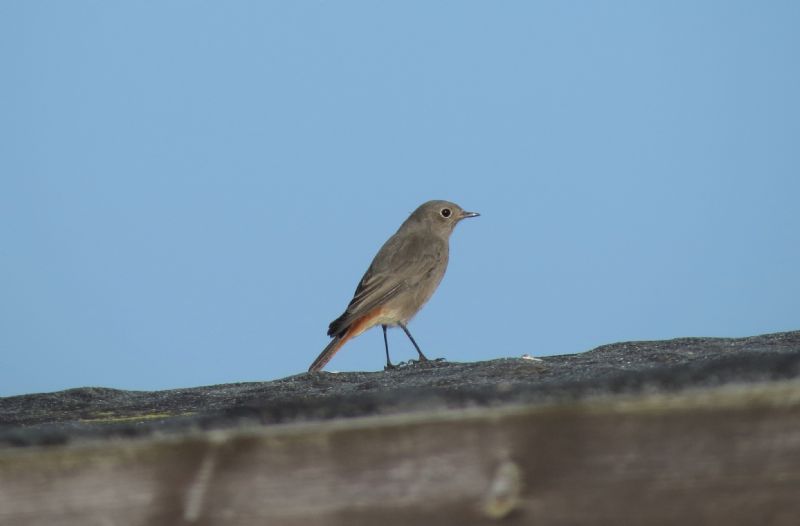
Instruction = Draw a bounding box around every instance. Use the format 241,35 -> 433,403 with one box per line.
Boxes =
2,330 -> 799,447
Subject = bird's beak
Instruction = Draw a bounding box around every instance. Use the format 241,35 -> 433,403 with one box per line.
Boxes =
459,210 -> 480,219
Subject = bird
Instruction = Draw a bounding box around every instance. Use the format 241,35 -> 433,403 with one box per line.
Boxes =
308,200 -> 479,373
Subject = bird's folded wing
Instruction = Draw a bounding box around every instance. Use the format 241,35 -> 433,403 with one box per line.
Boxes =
328,233 -> 441,335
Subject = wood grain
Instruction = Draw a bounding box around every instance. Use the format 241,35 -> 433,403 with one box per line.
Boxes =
3,381 -> 800,526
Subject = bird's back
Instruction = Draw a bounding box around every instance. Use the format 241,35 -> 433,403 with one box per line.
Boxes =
328,227 -> 449,335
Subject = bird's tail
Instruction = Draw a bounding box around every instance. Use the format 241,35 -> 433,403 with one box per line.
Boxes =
309,310 -> 382,372
308,331 -> 353,373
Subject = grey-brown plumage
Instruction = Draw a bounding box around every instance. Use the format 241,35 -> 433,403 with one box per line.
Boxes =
309,200 -> 479,372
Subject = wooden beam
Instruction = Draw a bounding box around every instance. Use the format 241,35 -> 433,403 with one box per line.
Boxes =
2,381 -> 800,525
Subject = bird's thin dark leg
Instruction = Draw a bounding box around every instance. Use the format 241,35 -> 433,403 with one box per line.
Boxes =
399,323 -> 429,362
382,325 -> 395,370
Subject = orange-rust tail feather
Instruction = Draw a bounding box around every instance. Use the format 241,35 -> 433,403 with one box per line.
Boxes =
308,332 -> 353,372
310,311 -> 384,372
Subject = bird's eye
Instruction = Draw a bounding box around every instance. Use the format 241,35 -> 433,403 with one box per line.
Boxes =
440,208 -> 451,218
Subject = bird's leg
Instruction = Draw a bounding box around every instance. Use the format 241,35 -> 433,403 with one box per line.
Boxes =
399,323 -> 429,362
382,325 -> 395,370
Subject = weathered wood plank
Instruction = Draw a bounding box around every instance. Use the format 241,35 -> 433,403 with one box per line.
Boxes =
3,381 -> 800,525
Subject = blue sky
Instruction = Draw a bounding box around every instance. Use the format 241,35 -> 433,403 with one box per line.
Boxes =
2,2 -> 798,396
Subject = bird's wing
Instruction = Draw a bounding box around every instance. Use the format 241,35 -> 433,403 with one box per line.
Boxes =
327,232 -> 444,337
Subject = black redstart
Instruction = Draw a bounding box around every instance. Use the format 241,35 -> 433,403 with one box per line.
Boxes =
308,200 -> 479,372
